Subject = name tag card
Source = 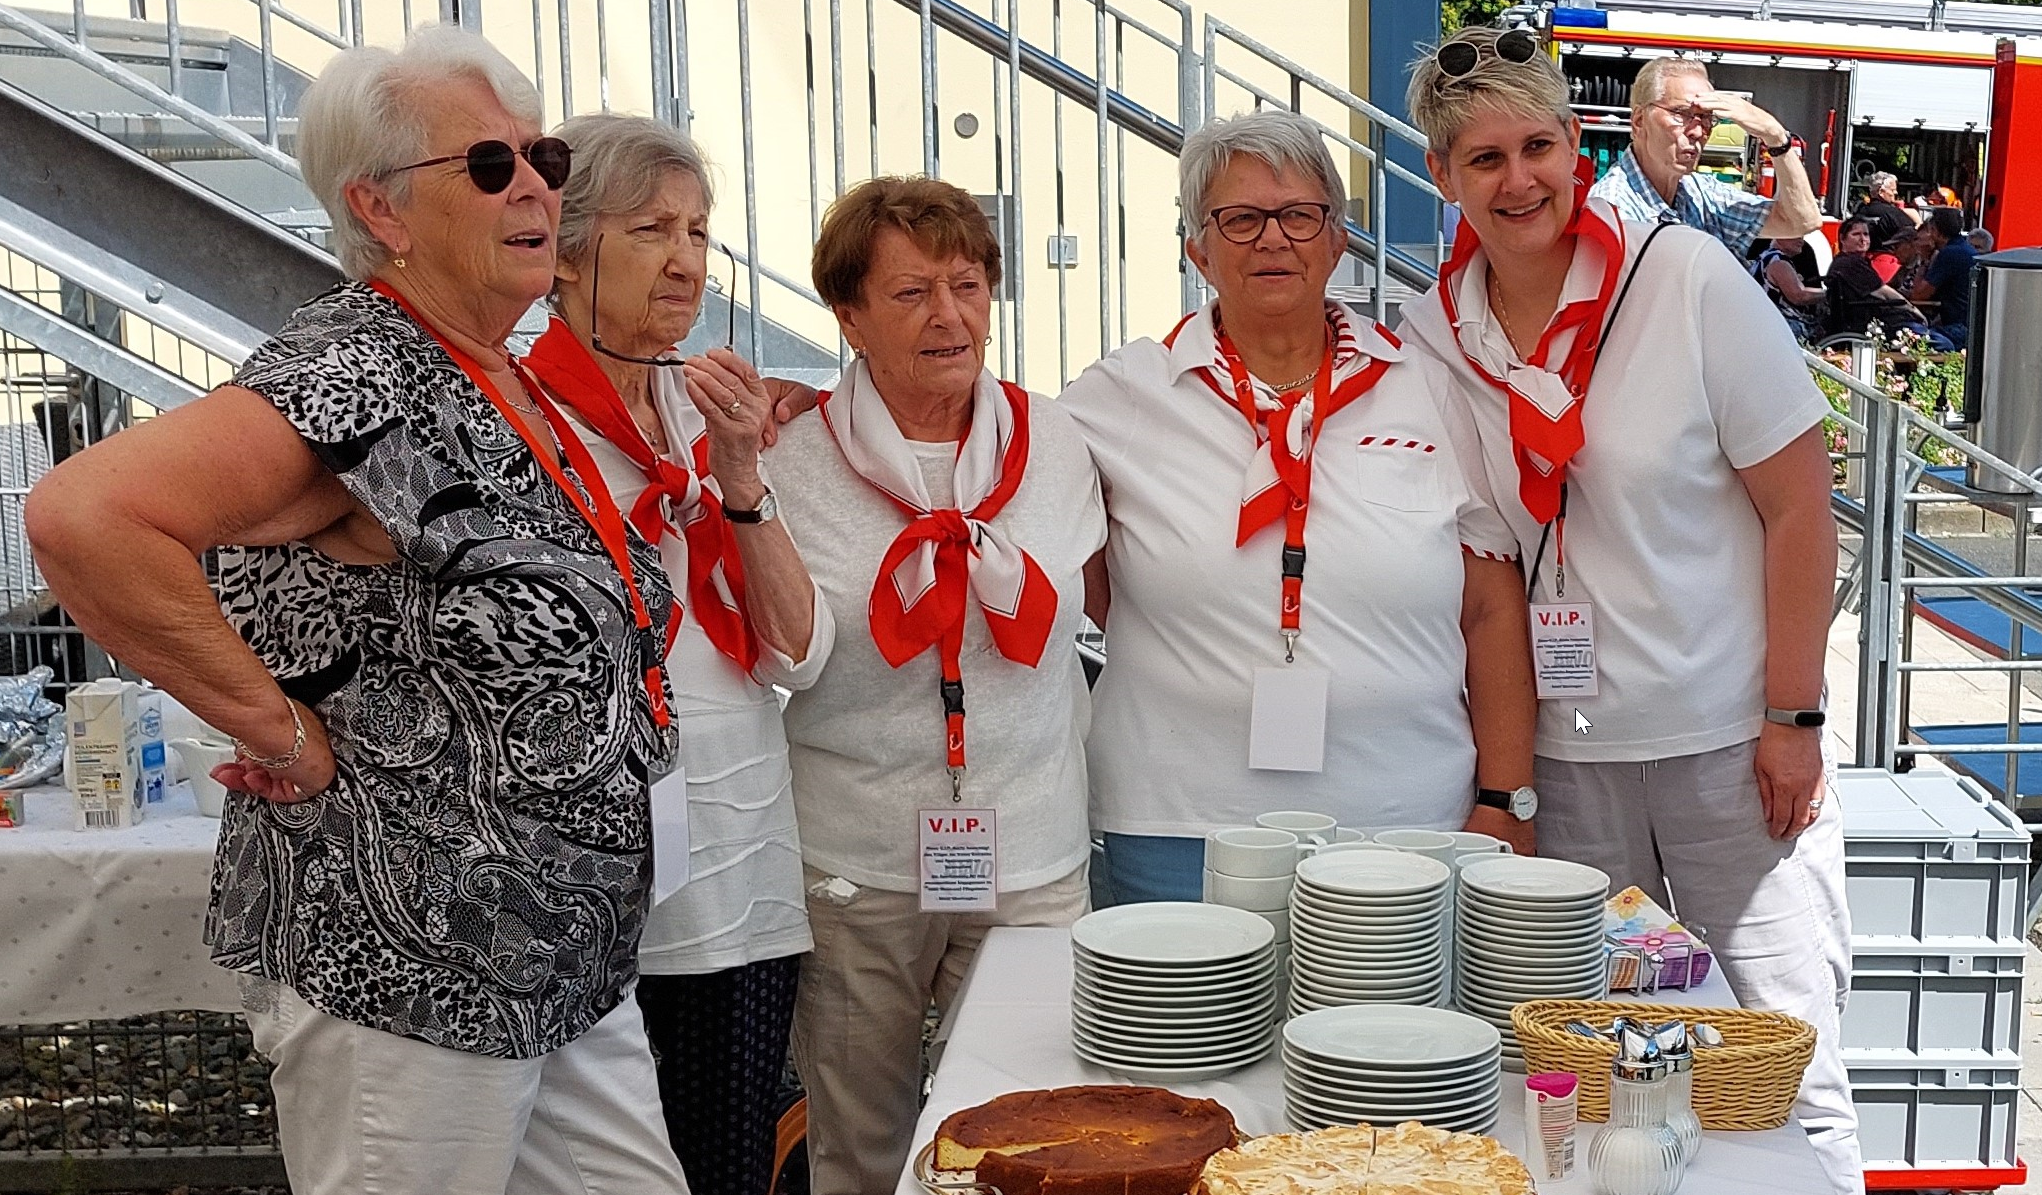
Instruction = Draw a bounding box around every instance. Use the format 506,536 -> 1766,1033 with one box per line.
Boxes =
1530,602 -> 1599,700
1249,665 -> 1330,772
919,808 -> 998,912
650,766 -> 691,905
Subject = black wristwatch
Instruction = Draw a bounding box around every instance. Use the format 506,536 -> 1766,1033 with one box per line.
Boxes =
1475,786 -> 1539,821
1765,706 -> 1826,728
1764,132 -> 1804,157
722,489 -> 779,525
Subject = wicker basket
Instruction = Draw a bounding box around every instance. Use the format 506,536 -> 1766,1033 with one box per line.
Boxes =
1510,1000 -> 1816,1131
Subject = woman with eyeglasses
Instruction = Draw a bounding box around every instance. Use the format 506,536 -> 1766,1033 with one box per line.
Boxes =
520,112 -> 830,1195
1058,108 -> 1539,907
25,28 -> 692,1194
1398,27 -> 1859,1192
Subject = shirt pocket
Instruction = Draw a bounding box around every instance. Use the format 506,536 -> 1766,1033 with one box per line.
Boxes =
1353,435 -> 1445,512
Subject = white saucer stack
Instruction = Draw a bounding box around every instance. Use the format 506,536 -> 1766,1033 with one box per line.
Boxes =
1452,856 -> 1612,1070
1069,902 -> 1280,1082
1281,1004 -> 1504,1134
1286,851 -> 1453,1015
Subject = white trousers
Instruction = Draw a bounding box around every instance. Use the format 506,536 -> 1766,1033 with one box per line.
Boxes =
243,978 -> 690,1195
1535,739 -> 1863,1195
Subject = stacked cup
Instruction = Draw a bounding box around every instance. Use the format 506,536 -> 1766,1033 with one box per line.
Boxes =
1204,827 -> 1303,952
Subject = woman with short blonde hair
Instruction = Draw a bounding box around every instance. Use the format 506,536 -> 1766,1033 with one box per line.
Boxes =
1399,26 -> 1860,1193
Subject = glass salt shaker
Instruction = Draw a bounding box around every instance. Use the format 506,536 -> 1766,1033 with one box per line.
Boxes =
1659,1027 -> 1703,1171
1588,1054 -> 1685,1195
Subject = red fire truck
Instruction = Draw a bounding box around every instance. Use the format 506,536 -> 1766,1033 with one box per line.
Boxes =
1539,0 -> 2042,248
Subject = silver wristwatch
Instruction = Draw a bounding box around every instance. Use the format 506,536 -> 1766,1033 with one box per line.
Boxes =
1475,785 -> 1539,821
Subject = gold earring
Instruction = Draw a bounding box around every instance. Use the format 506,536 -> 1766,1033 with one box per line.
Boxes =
392,256 -> 407,269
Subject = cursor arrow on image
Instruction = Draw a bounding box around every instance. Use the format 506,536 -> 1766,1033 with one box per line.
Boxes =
1574,710 -> 1592,735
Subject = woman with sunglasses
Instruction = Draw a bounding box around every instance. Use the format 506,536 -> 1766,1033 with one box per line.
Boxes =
26,28 -> 691,1194
1058,108 -> 1538,906
1398,27 -> 1859,1192
521,112 -> 830,1195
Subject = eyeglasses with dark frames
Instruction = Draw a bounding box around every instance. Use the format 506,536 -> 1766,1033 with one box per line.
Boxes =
1433,27 -> 1541,79
1205,203 -> 1334,246
588,232 -> 737,367
1651,102 -> 1718,129
385,137 -> 573,195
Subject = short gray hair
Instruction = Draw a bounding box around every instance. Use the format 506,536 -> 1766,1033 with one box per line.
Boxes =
1406,26 -> 1572,153
1629,56 -> 1710,112
1178,110 -> 1346,242
1867,171 -> 1898,198
553,113 -> 715,269
298,24 -> 542,280
1969,227 -> 1996,253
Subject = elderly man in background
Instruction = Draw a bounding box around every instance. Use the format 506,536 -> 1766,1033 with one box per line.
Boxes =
1590,56 -> 1820,256
1855,171 -> 1920,247
25,25 -> 691,1195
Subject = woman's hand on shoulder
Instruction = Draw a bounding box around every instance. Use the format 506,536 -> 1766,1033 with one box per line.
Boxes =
209,699 -> 337,804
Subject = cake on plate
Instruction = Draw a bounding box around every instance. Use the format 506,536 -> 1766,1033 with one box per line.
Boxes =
1197,1121 -> 1535,1195
933,1085 -> 1239,1195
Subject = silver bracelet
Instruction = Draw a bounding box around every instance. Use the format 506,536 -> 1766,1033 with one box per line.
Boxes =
234,700 -> 306,771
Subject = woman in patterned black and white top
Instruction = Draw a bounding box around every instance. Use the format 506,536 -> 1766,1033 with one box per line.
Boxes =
27,27 -> 692,1195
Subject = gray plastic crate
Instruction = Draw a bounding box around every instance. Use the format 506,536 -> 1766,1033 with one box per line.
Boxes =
1843,944 -> 2025,1057
1836,768 -> 2031,949
1851,1060 -> 2020,1169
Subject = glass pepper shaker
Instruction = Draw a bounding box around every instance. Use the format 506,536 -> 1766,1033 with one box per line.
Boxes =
1588,1053 -> 1685,1195
1658,1024 -> 1702,1171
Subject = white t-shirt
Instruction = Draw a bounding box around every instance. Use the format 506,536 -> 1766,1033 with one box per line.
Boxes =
1058,301 -> 1521,838
560,368 -> 830,974
766,383 -> 1107,894
1399,220 -> 1831,763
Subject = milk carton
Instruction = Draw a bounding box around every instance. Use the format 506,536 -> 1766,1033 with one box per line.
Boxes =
68,679 -> 143,829
133,686 -> 167,805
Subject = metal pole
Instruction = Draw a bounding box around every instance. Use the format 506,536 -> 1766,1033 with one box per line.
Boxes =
1369,123 -> 1387,324
532,0 -> 547,121
675,0 -> 693,132
866,0 -> 879,180
1851,394 -> 1889,768
1113,14 -> 1127,344
804,0 -> 820,241
1878,398 -> 1907,771
258,0 -> 280,148
72,0 -> 83,44
595,0 -> 610,110
647,0 -> 672,126
991,0 -> 1010,378
1052,0 -> 1069,385
830,0 -> 845,197
738,0 -> 764,363
2009,503 -> 2029,795
1006,0 -> 1026,387
920,0 -> 937,175
1094,1 -> 1109,358
557,0 -> 574,117
165,0 -> 182,97
349,0 -> 365,45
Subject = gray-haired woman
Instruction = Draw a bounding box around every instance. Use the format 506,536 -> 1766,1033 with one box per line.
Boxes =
522,111 -> 830,1195
26,27 -> 689,1194
1059,108 -> 1538,904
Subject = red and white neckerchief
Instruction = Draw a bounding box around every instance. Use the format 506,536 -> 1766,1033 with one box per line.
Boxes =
521,318 -> 756,672
1166,301 -> 1396,660
368,282 -> 674,729
1438,155 -> 1625,586
818,361 -> 1058,798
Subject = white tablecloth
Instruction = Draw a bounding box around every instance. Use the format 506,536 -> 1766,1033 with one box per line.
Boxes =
897,926 -> 1830,1195
0,784 -> 239,1023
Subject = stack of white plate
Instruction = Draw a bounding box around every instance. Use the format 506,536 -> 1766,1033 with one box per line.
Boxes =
1281,1004 -> 1504,1133
1453,856 -> 1612,1070
1286,851 -> 1452,1015
1070,902 -> 1280,1081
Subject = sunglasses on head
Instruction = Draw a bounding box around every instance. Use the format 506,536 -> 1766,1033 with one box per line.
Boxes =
1434,27 -> 1541,78
386,137 -> 573,194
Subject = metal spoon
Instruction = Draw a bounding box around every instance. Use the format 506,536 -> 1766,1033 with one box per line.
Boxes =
1565,1020 -> 1614,1041
1694,1022 -> 1725,1048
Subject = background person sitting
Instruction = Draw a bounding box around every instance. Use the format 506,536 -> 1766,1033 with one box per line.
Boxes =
1758,235 -> 1826,342
1911,206 -> 1976,348
1826,215 -> 1951,349
1968,227 -> 1995,255
1853,171 -> 1919,247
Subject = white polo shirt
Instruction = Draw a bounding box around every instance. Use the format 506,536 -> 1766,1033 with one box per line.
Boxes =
1060,301 -> 1520,838
1399,220 -> 1831,764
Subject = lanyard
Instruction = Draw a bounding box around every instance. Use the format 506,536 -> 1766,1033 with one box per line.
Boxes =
368,280 -> 672,728
1211,326 -> 1390,662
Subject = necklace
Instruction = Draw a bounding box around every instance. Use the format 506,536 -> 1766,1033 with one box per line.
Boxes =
500,380 -> 541,415
1262,364 -> 1321,393
1486,272 -> 1531,360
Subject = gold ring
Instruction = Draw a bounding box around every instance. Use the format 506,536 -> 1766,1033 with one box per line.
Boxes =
726,400 -> 742,416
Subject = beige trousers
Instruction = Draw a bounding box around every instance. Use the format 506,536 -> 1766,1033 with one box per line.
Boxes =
791,863 -> 1090,1195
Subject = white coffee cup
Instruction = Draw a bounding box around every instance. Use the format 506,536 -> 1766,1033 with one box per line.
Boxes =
1203,868 -> 1295,912
1250,905 -> 1291,943
1334,827 -> 1368,843
1308,841 -> 1398,857
1372,828 -> 1459,867
1448,831 -> 1508,856
1205,827 -> 1303,879
1256,810 -> 1338,843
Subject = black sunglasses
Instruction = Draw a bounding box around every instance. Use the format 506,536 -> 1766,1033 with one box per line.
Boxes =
1435,28 -> 1541,78
589,232 -> 739,367
386,136 -> 573,194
